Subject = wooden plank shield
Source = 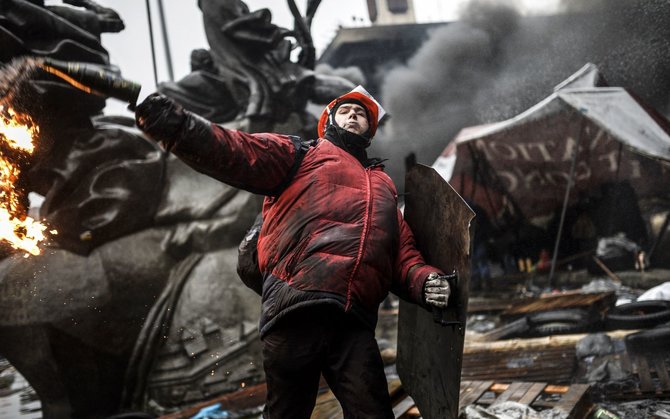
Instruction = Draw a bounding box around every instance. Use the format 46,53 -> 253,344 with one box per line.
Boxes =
397,164 -> 475,419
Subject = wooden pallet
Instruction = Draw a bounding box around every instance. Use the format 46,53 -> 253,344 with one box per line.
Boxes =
610,352 -> 670,399
630,353 -> 670,394
459,381 -> 592,418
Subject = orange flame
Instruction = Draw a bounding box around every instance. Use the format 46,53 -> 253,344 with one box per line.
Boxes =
0,105 -> 48,255
0,106 -> 36,152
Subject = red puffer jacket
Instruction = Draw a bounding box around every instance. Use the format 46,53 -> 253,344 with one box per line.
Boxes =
171,122 -> 438,336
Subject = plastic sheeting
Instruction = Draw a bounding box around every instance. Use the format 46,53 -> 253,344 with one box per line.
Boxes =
462,401 -> 568,419
637,281 -> 670,301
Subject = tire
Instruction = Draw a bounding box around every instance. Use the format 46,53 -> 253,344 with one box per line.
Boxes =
526,309 -> 596,337
605,300 -> 670,330
531,322 -> 589,337
625,325 -> 670,353
528,309 -> 592,325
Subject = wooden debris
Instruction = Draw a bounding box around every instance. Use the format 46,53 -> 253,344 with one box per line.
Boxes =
502,291 -> 616,318
474,317 -> 530,342
591,256 -> 623,283
468,291 -> 616,319
392,395 -> 416,418
468,296 -> 531,313
459,380 -> 494,409
462,330 -> 637,383
612,351 -> 670,399
459,380 -> 592,418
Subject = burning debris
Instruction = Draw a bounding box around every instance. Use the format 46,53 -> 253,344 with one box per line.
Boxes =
0,105 -> 47,255
0,59 -> 49,256
0,57 -> 41,104
0,54 -> 141,256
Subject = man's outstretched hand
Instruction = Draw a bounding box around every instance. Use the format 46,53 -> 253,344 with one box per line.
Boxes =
424,271 -> 456,308
135,93 -> 187,149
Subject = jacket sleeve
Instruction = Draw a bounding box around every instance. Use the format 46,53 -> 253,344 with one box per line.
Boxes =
168,112 -> 306,195
391,208 -> 443,307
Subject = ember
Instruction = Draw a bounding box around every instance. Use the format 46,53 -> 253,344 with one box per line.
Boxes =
0,106 -> 36,152
0,104 -> 47,255
0,57 -> 40,104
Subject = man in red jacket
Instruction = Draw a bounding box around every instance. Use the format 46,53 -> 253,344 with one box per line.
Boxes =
136,86 -> 453,419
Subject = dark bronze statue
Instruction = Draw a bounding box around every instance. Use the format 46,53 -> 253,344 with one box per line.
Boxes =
160,0 -> 354,137
0,0 -> 354,417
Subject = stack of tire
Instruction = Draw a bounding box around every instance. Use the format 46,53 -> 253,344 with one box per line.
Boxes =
608,301 -> 670,354
604,300 -> 670,331
525,300 -> 670,337
498,301 -> 670,339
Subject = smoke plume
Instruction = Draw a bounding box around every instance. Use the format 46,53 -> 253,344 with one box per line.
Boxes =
315,63 -> 367,86
370,0 -> 670,187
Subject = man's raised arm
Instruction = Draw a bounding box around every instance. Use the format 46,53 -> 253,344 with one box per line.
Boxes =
135,93 -> 304,195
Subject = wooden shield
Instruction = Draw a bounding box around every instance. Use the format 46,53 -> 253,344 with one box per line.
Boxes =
396,164 -> 475,419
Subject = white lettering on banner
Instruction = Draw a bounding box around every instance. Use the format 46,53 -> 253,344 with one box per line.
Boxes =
478,140 -> 557,162
575,161 -> 592,182
474,139 -> 493,161
466,129 -> 645,196
598,150 -> 619,172
562,136 -> 577,161
516,168 -> 546,189
489,142 -> 517,160
589,129 -> 607,151
562,130 -> 608,161
545,171 -> 571,187
475,129 -> 611,166
631,160 -> 641,178
526,142 -> 554,161
496,161 -> 594,193
497,171 -> 518,192
516,143 -> 532,160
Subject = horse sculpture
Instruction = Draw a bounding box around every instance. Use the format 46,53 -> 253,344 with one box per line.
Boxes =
0,1 -> 355,417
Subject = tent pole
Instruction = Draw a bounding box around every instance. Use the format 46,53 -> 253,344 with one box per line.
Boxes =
145,0 -> 159,86
156,0 -> 174,81
549,117 -> 584,288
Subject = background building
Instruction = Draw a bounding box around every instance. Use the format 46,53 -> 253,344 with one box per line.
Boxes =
367,0 -> 417,25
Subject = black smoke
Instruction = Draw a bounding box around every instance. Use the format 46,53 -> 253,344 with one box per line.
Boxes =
315,63 -> 367,86
370,0 -> 670,187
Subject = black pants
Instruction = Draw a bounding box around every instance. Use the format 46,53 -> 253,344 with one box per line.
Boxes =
262,306 -> 394,419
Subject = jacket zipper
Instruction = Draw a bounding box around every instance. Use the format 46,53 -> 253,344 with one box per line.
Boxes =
345,167 -> 373,311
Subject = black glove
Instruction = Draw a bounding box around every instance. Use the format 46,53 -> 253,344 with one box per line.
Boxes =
135,93 -> 187,150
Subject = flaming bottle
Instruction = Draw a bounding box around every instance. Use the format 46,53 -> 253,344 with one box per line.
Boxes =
39,58 -> 141,107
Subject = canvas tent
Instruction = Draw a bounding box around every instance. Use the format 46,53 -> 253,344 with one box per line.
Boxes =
434,64 -> 670,271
